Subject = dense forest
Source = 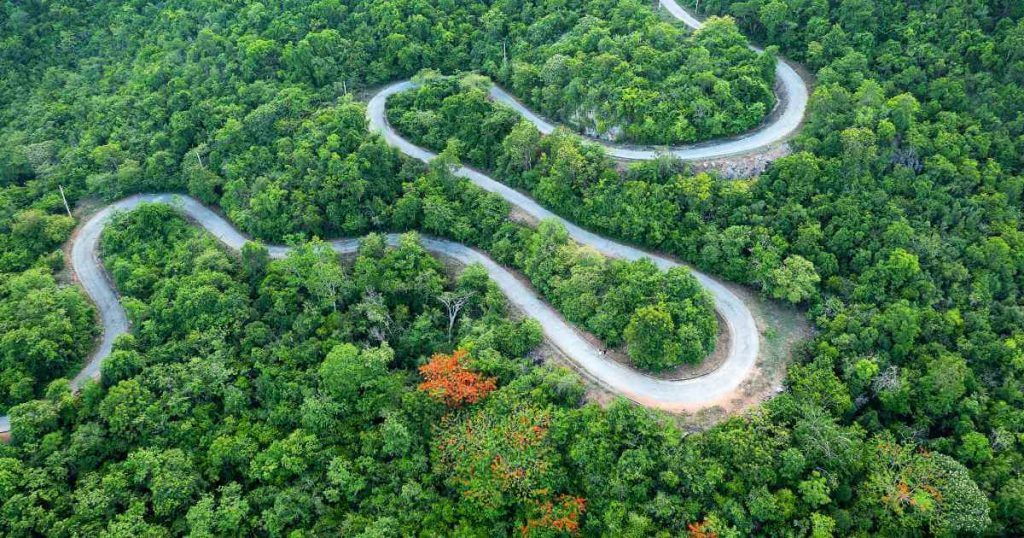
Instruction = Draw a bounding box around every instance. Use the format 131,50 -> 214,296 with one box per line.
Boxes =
2,0 -> 1024,535
0,268 -> 95,413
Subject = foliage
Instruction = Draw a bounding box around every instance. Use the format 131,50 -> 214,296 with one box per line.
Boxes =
625,304 -> 685,371
515,219 -> 717,370
0,269 -> 95,412
433,383 -> 582,533
389,76 -> 821,307
2,208 -> 569,535
2,0 -> 1024,534
418,349 -> 497,407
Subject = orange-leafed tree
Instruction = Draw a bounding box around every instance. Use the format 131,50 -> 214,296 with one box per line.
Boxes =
522,495 -> 587,536
418,349 -> 496,407
687,520 -> 718,538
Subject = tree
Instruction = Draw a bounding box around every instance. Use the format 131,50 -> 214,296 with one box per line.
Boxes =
521,495 -> 587,535
437,290 -> 473,343
759,0 -> 790,39
418,349 -> 496,407
863,441 -> 990,535
99,379 -> 160,445
124,448 -> 202,519
6,209 -> 74,270
240,241 -> 269,288
765,255 -> 820,303
186,483 -> 251,538
0,268 -> 95,409
624,304 -> 682,372
279,239 -> 345,311
434,392 -> 577,528
915,353 -> 969,417
501,120 -> 542,173
319,343 -> 398,422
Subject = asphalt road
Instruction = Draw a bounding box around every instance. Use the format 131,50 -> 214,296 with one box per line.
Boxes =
0,186 -> 759,433
368,83 -> 761,410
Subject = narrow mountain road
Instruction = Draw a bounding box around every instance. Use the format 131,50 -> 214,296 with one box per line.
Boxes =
367,81 -> 762,410
1,187 -> 760,433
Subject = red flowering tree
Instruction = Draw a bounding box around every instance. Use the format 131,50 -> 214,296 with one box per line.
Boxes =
418,349 -> 496,407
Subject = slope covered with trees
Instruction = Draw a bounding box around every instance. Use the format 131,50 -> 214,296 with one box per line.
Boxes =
1,0 -> 1023,535
0,149 -> 96,413
0,268 -> 95,413
389,5 -> 1024,534
0,206 -> 561,534
189,88 -> 719,371
2,0 -> 720,374
1,207 -> 991,536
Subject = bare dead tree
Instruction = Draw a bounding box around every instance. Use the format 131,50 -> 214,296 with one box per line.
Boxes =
890,147 -> 922,173
368,326 -> 388,344
293,242 -> 344,311
872,365 -> 901,395
437,291 -> 474,343
991,429 -> 1012,452
58,185 -> 72,217
798,408 -> 856,465
854,394 -> 870,410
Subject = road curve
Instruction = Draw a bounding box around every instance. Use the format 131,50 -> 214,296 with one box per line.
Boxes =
368,82 -> 760,409
0,188 -> 759,434
458,0 -> 808,161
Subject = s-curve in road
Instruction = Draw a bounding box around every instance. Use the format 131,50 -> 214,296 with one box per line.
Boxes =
0,191 -> 760,434
380,0 -> 809,163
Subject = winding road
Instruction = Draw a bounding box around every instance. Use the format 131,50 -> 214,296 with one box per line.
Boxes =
0,0 -> 783,435
0,191 -> 758,435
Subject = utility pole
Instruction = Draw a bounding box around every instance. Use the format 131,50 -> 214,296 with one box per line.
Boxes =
58,185 -> 72,217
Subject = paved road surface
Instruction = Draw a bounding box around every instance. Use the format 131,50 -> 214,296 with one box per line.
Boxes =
409,0 -> 809,161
